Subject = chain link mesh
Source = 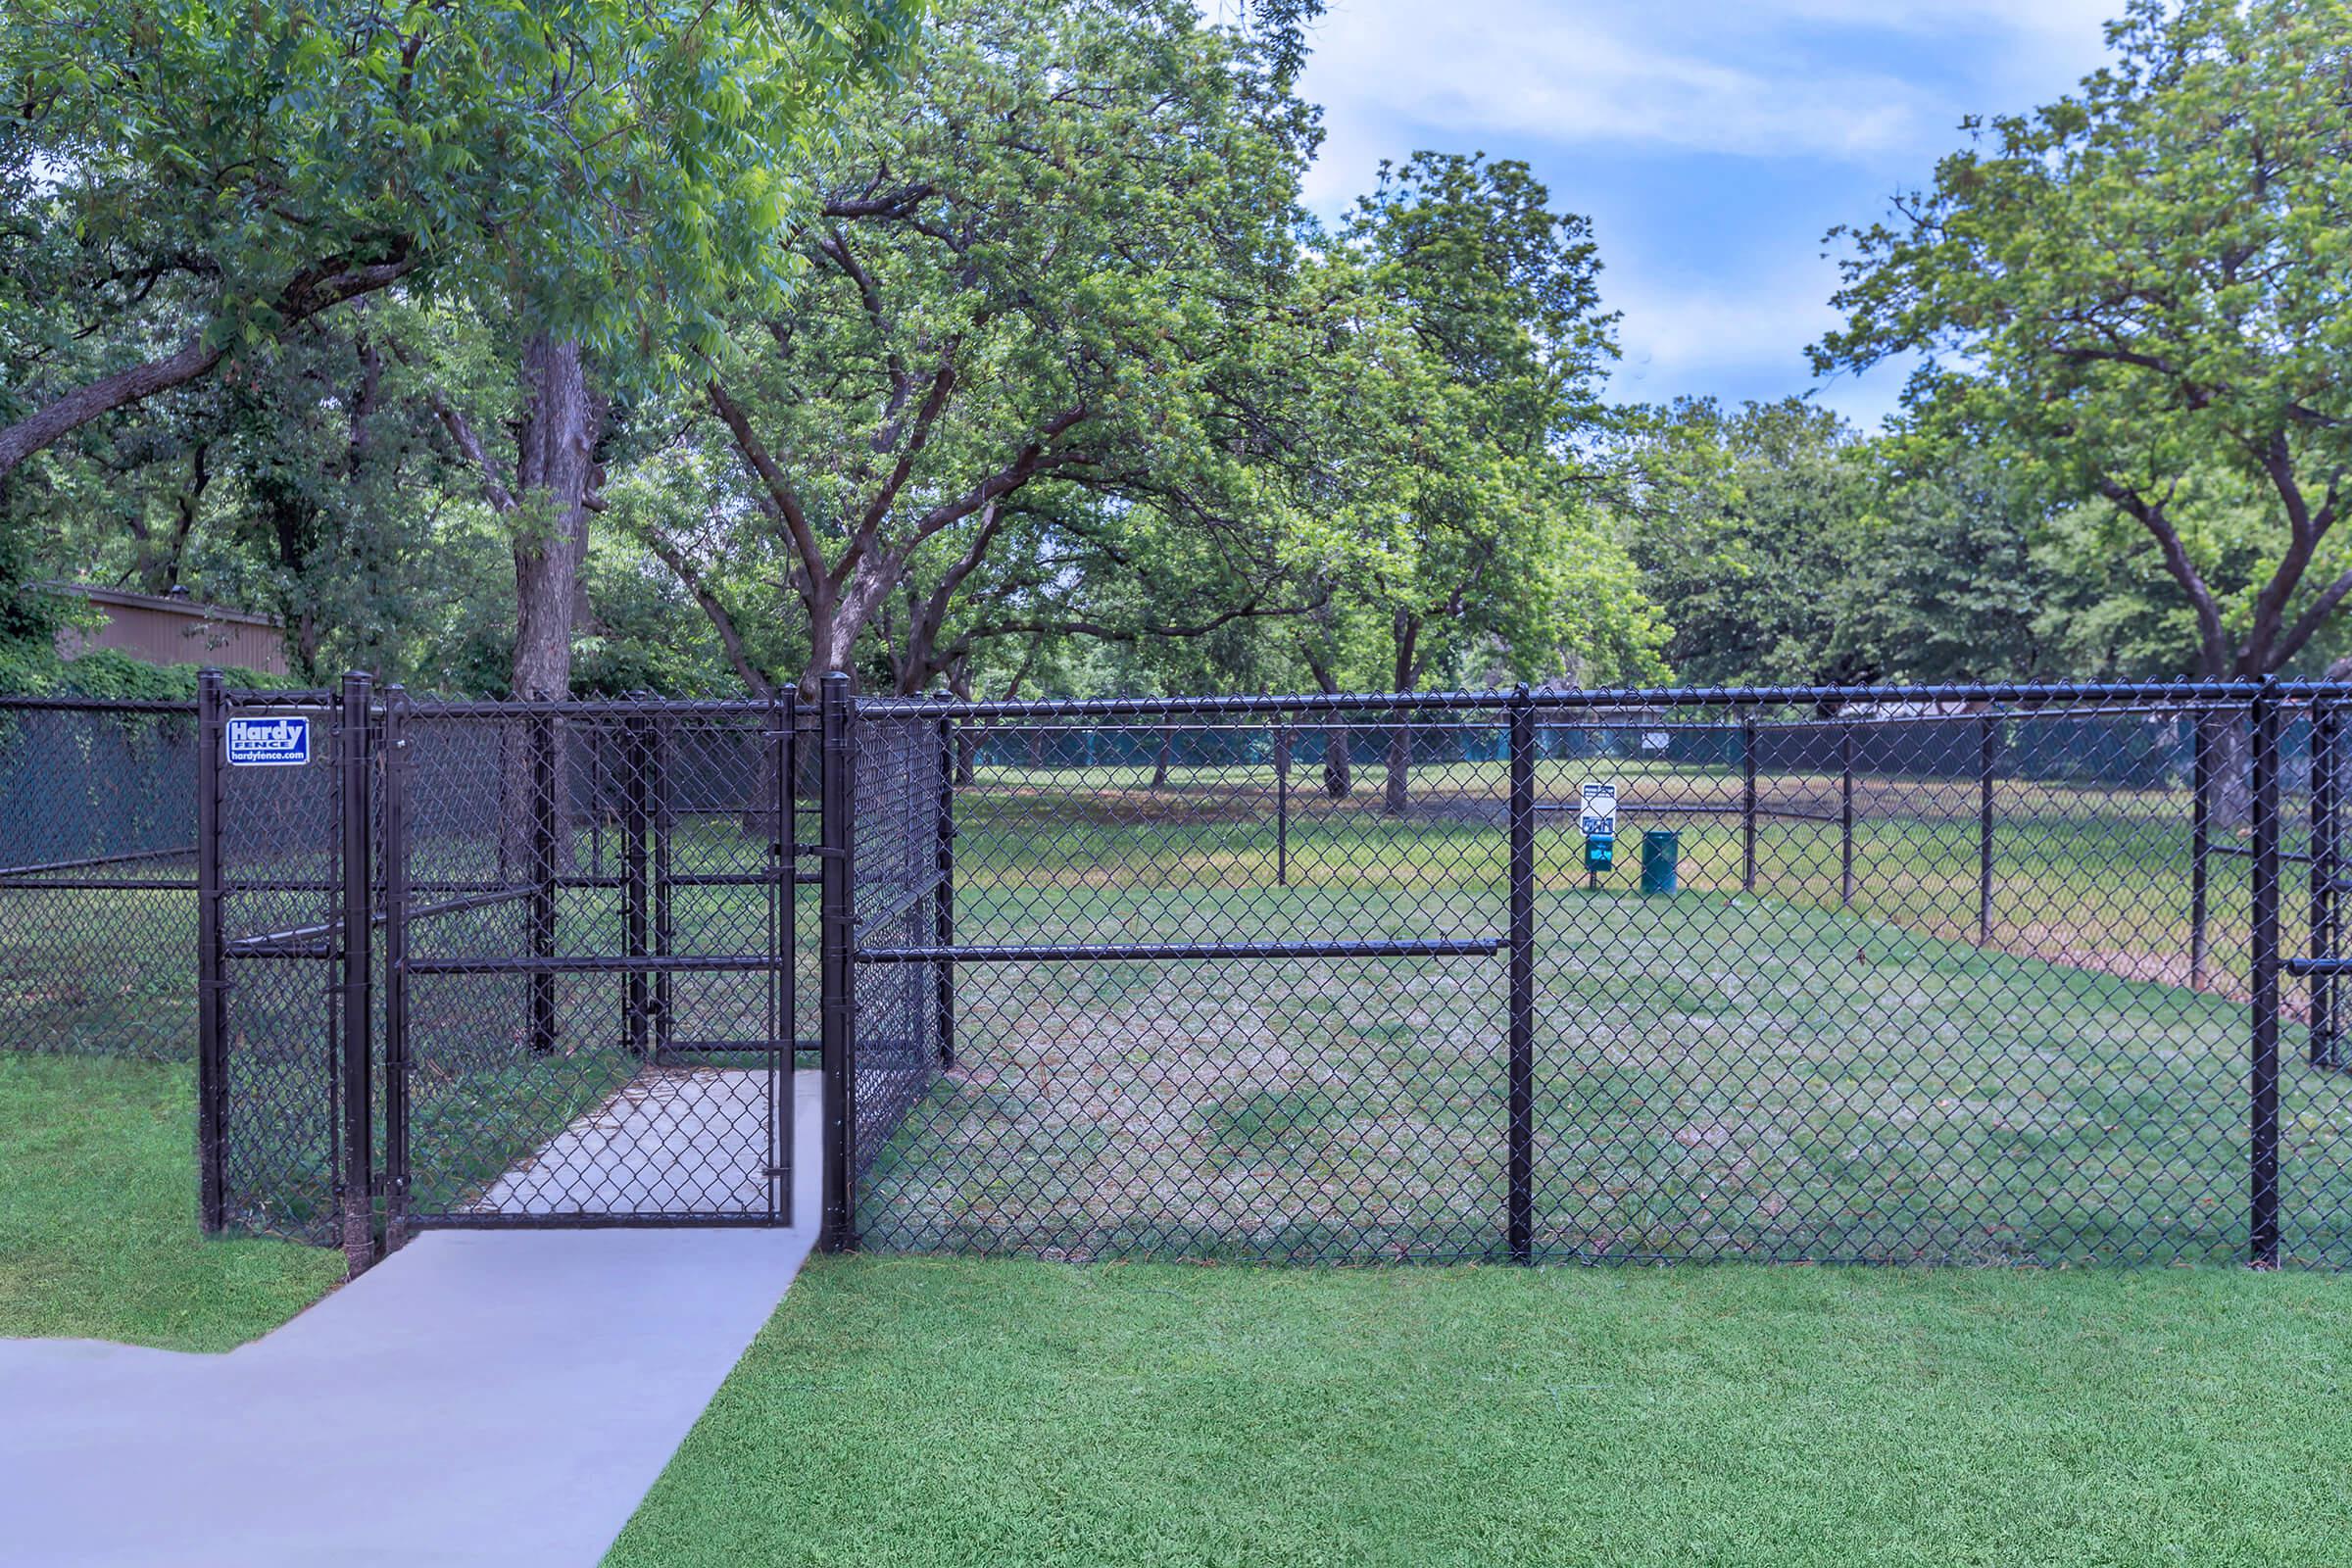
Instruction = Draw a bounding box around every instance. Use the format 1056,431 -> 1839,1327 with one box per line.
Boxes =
0,700 -> 199,1060
214,689 -> 346,1242
387,697 -> 793,1227
841,687 -> 2352,1267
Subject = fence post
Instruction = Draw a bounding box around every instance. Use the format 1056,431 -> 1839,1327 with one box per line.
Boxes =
2312,699 -> 2339,1068
934,689 -> 956,1070
819,672 -> 857,1251
196,669 -> 226,1233
2251,685 -> 2282,1269
1740,712 -> 1757,895
528,710 -> 557,1055
379,685 -> 410,1251
2191,711 -> 2212,993
768,687 -> 794,1226
1506,686 -> 1536,1265
653,711 -> 675,1057
337,670 -> 376,1276
1979,708 -> 1998,946
1839,718 -> 1855,908
622,706 -> 652,1056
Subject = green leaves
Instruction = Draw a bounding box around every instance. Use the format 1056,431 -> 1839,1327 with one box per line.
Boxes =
1818,0 -> 2352,677
3,0 -> 923,400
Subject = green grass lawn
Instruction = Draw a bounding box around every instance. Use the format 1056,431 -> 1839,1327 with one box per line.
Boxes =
609,1255 -> 2352,1568
858,887 -> 2347,1265
0,1054 -> 342,1350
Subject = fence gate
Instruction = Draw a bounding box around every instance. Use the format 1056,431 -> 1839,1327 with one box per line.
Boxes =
381,694 -> 801,1238
200,681 -> 806,1266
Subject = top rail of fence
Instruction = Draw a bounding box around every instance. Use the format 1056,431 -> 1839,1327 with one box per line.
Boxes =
21,675 -> 2352,726
0,694 -> 201,713
857,679 -> 2352,721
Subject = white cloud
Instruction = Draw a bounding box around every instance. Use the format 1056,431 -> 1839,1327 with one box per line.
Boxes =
1280,0 -> 2114,412
1292,0 -> 2119,210
1298,0 -> 1929,186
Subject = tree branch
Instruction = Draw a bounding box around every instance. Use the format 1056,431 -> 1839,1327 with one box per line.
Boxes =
0,247 -> 421,475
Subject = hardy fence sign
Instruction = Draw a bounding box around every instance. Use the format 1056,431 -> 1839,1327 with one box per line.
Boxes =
224,715 -> 311,767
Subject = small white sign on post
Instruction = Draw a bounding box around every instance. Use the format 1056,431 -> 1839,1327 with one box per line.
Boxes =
1579,780 -> 1618,838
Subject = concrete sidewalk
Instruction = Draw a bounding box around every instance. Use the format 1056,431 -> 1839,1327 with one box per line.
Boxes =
0,1070 -> 822,1568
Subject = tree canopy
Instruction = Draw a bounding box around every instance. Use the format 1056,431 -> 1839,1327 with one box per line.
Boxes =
1816,0 -> 2352,680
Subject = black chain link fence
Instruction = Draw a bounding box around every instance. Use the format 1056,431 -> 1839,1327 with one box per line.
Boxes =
381,694 -> 797,1240
0,698 -> 200,1060
834,683 -> 2352,1268
14,677 -> 2352,1274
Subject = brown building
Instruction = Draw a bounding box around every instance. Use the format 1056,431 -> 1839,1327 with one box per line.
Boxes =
48,583 -> 290,677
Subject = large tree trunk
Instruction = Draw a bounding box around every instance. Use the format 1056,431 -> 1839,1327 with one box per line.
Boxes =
1383,726 -> 1411,816
1383,620 -> 1419,818
509,336 -> 599,702
1305,652 -> 1352,799
1151,721 -> 1174,789
501,336 -> 602,880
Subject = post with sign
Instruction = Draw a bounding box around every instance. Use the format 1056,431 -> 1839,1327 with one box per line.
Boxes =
1580,780 -> 1616,889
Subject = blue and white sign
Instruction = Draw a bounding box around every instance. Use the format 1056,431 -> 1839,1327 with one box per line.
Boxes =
225,714 -> 311,766
1579,780 -> 1618,838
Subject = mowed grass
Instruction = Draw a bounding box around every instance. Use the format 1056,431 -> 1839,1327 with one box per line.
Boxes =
858,886 -> 2346,1265
609,1255 -> 2352,1568
0,1054 -> 341,1350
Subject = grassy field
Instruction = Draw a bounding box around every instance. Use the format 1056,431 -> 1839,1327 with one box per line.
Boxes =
608,1255 -> 2352,1568
860,885 -> 2350,1265
0,1054 -> 342,1349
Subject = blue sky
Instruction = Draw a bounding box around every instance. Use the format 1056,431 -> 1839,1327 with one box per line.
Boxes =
1283,0 -> 2124,428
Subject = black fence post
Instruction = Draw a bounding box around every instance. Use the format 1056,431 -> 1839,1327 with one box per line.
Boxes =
622,708 -> 652,1056
768,687 -> 793,1225
528,711 -> 558,1055
2313,699 -> 2339,1068
2191,711 -> 2213,993
934,690 -> 956,1070
1740,712 -> 1757,895
2252,685 -> 2283,1269
653,710 -> 675,1057
1839,718 -> 1855,908
1979,707 -> 1998,947
379,684 -> 410,1251
337,670 -> 375,1275
1506,686 -> 1536,1265
820,672 -> 857,1251
196,669 -> 226,1233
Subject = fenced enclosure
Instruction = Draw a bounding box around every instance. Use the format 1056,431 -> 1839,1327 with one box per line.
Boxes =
5,675 -> 2351,1272
833,680 -> 2352,1269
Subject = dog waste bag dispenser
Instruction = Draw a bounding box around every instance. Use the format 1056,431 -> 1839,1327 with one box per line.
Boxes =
1580,780 -> 1617,876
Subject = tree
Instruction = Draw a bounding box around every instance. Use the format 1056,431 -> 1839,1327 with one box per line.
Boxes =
648,0 -> 1331,695
1816,0 -> 2352,687
1618,398 -> 1906,687
1309,152 -> 1661,809
0,0 -> 920,485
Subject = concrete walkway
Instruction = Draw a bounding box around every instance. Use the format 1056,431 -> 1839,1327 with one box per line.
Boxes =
0,1070 -> 822,1568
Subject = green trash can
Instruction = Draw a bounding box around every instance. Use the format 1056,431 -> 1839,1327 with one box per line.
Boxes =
1641,828 -> 1679,896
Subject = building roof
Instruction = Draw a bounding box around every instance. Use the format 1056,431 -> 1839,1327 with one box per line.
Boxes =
42,582 -> 281,629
